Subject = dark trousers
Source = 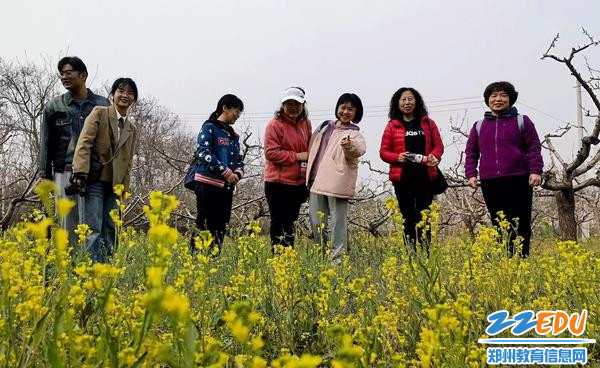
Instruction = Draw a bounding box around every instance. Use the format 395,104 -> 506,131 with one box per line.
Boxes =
393,180 -> 433,249
264,182 -> 307,248
194,182 -> 233,252
480,174 -> 533,257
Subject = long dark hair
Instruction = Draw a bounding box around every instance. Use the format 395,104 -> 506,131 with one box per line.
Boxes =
388,87 -> 428,121
209,94 -> 244,120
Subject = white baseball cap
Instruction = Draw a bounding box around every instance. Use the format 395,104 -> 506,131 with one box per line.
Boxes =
281,86 -> 306,103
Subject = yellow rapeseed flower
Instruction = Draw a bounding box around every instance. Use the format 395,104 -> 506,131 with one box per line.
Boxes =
56,198 -> 75,219
288,354 -> 322,368
25,218 -> 53,239
146,267 -> 163,288
75,224 -> 92,243
252,356 -> 267,368
161,286 -> 190,319
231,319 -> 250,344
109,209 -> 123,228
34,179 -> 57,211
55,228 -> 68,251
251,336 -> 265,352
113,184 -> 125,197
148,224 -> 179,244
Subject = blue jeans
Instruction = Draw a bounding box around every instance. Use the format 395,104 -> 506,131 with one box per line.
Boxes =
80,181 -> 118,263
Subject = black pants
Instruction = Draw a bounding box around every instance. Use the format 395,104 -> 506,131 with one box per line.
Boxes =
194,182 -> 233,252
480,174 -> 533,257
264,182 -> 307,247
393,180 -> 433,250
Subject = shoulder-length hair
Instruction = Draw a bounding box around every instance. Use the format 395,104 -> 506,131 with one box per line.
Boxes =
335,93 -> 363,123
110,77 -> 138,101
388,87 -> 428,121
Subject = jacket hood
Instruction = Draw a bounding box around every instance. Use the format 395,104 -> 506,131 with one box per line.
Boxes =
325,120 -> 359,131
484,106 -> 519,120
336,122 -> 360,131
203,118 -> 236,136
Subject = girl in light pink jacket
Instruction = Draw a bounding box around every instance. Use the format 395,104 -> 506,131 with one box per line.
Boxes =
306,93 -> 366,263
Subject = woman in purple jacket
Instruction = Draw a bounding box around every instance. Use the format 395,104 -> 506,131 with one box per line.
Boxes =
465,81 -> 543,257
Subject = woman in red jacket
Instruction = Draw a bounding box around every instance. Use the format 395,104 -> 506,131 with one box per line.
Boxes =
263,87 -> 312,249
379,87 -> 444,249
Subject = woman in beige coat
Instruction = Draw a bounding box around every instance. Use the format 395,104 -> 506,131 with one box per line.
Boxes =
72,78 -> 138,263
306,93 -> 366,263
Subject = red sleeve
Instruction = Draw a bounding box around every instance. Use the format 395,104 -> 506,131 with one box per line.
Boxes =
264,121 -> 297,165
428,120 -> 444,159
379,122 -> 399,164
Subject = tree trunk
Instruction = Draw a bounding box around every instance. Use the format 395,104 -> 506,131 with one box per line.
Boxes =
554,188 -> 578,241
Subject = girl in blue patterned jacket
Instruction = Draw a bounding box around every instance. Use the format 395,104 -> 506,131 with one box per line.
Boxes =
193,94 -> 245,255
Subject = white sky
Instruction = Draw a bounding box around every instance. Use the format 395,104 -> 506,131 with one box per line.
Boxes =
3,0 -> 600,174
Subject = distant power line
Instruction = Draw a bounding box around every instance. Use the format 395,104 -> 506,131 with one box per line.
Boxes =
174,95 -> 483,120
174,96 -> 567,126
516,101 -> 567,123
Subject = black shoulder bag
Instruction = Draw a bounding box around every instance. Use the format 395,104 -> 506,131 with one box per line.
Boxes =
184,153 -> 199,191
426,120 -> 448,195
184,122 -> 217,191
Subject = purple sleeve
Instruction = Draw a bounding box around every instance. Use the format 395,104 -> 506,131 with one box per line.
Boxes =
464,122 -> 480,179
523,115 -> 544,174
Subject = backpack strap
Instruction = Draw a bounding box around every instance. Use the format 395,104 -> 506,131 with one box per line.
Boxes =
517,114 -> 524,133
311,120 -> 331,136
475,120 -> 483,136
475,114 -> 523,136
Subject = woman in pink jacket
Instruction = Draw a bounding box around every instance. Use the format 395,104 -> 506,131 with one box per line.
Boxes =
264,87 -> 312,249
306,93 -> 366,264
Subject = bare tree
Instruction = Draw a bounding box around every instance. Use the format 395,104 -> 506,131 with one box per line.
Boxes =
0,56 -> 59,227
0,57 -> 59,161
541,28 -> 600,240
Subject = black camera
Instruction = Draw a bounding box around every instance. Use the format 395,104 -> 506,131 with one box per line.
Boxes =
66,174 -> 87,196
64,183 -> 85,196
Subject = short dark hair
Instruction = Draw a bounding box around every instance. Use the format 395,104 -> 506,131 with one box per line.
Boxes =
57,56 -> 88,79
335,93 -> 363,123
110,78 -> 139,101
209,94 -> 244,120
483,81 -> 518,107
388,87 -> 428,121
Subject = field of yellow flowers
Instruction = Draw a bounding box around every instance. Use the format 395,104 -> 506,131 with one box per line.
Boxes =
0,182 -> 599,367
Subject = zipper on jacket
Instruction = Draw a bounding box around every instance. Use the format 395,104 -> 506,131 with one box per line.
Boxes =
495,116 -> 500,175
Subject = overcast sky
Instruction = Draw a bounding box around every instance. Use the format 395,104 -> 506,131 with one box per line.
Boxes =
3,0 -> 600,174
